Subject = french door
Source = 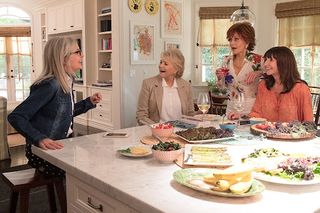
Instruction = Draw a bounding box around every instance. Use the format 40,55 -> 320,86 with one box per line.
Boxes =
0,37 -> 32,102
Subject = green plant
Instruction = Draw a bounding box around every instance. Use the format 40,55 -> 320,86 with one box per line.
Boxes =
207,80 -> 227,96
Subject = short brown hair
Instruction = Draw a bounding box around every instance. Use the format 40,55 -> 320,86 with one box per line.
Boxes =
227,22 -> 256,51
161,49 -> 185,78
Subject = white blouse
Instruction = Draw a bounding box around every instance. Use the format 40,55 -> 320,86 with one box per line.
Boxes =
160,78 -> 182,122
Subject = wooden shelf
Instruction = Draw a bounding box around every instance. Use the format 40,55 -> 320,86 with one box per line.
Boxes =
99,68 -> 112,71
98,12 -> 111,17
99,31 -> 111,35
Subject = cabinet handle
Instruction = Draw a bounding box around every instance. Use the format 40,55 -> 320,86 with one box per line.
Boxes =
53,28 -> 56,31
87,197 -> 103,212
70,25 -> 74,28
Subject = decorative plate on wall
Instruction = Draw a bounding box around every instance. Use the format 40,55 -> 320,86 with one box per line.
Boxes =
145,0 -> 159,15
128,0 -> 142,13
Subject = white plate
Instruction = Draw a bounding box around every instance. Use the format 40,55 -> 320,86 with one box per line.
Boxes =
173,168 -> 265,197
183,144 -> 235,166
175,134 -> 236,144
254,172 -> 320,185
194,114 -> 220,121
117,146 -> 152,158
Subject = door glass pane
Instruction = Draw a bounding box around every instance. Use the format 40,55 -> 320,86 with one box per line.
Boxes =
0,55 -> 7,98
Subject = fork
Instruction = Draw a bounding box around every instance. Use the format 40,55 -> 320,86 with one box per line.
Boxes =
184,154 -> 193,163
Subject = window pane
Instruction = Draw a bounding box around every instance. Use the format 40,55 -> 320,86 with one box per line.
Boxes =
303,48 -> 311,66
201,47 -> 213,64
315,47 -> 320,67
202,65 -> 214,82
215,47 -> 230,67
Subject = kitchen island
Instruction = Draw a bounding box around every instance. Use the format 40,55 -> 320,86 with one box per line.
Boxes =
32,125 -> 320,213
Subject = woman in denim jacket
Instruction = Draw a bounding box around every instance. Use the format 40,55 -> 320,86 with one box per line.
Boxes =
8,37 -> 101,176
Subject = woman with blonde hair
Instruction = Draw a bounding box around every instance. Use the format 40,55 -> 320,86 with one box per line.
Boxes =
136,48 -> 194,124
8,37 -> 101,177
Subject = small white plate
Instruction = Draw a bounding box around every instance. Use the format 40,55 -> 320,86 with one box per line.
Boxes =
117,146 -> 152,158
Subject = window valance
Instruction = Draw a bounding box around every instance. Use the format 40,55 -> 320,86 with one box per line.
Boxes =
0,27 -> 31,37
199,7 -> 239,19
275,0 -> 320,18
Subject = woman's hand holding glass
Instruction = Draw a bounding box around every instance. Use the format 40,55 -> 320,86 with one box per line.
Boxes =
197,92 -> 210,121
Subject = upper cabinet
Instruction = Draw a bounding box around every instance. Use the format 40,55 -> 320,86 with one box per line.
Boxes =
47,0 -> 83,34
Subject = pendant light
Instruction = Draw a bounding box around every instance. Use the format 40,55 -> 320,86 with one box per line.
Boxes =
230,0 -> 255,26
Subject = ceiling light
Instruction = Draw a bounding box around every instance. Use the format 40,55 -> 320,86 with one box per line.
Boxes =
230,0 -> 255,26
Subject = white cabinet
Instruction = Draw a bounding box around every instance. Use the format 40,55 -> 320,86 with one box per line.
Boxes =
88,87 -> 113,130
67,175 -> 138,213
47,0 -> 83,34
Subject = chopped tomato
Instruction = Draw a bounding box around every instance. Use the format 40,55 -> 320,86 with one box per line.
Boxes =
256,124 -> 269,131
154,123 -> 173,129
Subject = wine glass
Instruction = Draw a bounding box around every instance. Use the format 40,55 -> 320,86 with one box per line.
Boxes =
234,92 -> 245,126
197,93 -> 210,121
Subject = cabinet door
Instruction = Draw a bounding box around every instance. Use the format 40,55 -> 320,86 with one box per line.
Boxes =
47,9 -> 57,34
72,1 -> 83,30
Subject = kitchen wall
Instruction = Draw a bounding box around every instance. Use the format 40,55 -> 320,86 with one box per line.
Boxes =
0,0 -> 298,128
120,0 -> 285,127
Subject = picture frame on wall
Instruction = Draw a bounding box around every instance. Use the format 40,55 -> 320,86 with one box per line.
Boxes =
161,0 -> 183,38
164,40 -> 180,50
130,21 -> 156,64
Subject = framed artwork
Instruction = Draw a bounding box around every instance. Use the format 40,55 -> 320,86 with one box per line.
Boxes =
130,21 -> 156,64
164,41 -> 180,50
161,0 -> 183,38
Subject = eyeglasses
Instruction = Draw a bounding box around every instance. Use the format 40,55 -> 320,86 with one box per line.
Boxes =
71,50 -> 82,56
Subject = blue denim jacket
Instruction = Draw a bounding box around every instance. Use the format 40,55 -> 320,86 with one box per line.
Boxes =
8,78 -> 95,146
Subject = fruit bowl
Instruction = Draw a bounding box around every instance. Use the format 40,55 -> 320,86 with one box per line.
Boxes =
219,123 -> 237,131
150,123 -> 174,138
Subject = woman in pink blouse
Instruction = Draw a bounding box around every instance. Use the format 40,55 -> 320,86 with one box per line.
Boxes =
230,46 -> 313,122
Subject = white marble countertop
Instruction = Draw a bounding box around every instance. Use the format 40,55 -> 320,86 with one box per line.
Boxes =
32,124 -> 320,213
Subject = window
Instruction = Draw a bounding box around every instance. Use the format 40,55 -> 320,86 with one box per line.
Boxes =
195,7 -> 235,85
276,0 -> 320,86
291,47 -> 320,86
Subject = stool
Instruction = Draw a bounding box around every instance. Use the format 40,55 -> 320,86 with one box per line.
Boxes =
1,168 -> 67,213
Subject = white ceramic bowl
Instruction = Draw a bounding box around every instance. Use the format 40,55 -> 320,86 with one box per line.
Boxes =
152,149 -> 183,163
150,124 -> 174,138
219,123 -> 237,131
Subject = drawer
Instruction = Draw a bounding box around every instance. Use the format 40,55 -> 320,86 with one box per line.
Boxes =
96,101 -> 111,111
67,175 -> 138,213
91,109 -> 112,123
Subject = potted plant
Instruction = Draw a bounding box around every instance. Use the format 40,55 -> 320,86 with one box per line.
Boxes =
207,80 -> 228,104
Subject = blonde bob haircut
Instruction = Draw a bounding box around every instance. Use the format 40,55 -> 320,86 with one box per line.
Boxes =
33,36 -> 78,93
161,48 -> 185,78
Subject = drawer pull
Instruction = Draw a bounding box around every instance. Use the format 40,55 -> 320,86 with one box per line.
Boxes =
87,197 -> 103,212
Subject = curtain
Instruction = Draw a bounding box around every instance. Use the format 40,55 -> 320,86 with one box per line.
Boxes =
278,15 -> 320,47
276,0 -> 320,46
198,7 -> 237,46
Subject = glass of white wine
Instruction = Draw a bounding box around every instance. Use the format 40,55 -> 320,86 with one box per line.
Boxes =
197,92 -> 210,121
234,92 -> 245,126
